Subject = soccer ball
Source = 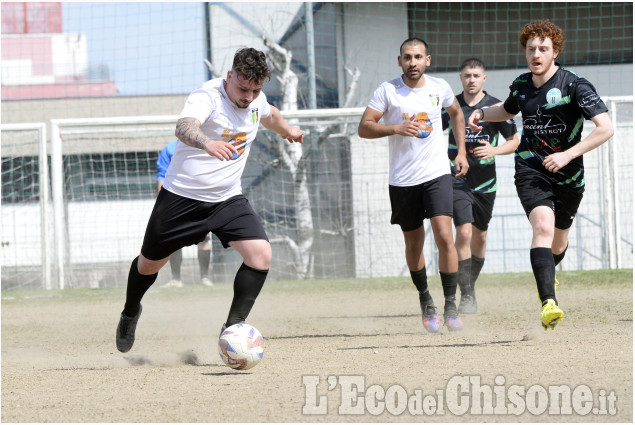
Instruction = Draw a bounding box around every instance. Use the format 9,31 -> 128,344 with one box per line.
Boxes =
218,323 -> 265,370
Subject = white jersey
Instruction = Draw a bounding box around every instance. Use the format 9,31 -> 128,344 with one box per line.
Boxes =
368,75 -> 455,187
163,77 -> 271,202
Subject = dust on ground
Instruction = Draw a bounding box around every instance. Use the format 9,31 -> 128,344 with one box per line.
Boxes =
2,270 -> 632,422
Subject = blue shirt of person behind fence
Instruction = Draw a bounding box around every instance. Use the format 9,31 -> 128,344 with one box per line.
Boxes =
157,140 -> 179,183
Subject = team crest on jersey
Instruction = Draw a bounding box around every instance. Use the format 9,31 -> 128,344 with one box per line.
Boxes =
546,88 -> 562,106
429,94 -> 439,107
251,108 -> 259,124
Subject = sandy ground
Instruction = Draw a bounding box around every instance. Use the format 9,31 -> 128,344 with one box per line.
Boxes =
1,270 -> 632,423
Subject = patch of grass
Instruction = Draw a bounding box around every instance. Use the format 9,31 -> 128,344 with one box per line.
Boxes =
2,269 -> 631,301
1,287 -> 121,304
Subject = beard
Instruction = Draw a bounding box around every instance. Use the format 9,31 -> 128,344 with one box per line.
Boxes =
529,58 -> 555,76
403,67 -> 424,81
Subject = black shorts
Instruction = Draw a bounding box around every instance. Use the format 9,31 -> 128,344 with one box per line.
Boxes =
389,174 -> 453,232
453,180 -> 496,231
514,171 -> 584,230
141,189 -> 269,260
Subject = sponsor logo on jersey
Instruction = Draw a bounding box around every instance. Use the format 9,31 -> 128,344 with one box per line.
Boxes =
523,106 -> 567,138
251,108 -> 259,124
579,92 -> 602,107
429,94 -> 439,107
413,112 -> 433,138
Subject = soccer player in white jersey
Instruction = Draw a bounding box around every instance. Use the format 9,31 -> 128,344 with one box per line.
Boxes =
358,38 -> 469,333
116,48 -> 304,353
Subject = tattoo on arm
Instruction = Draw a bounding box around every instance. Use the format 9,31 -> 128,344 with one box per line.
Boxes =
175,118 -> 209,149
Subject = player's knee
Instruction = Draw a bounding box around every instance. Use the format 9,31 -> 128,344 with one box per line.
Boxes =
456,225 -> 472,244
533,219 -> 554,239
473,230 -> 487,246
252,241 -> 272,270
137,254 -> 167,275
404,238 -> 424,255
434,227 -> 455,247
434,235 -> 455,256
262,246 -> 272,269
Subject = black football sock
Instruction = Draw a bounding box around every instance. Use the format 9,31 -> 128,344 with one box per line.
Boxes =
123,256 -> 158,317
225,263 -> 268,327
457,259 -> 471,296
198,248 -> 211,279
440,271 -> 458,309
470,256 -> 485,293
530,248 -> 556,304
410,267 -> 433,307
553,243 -> 568,267
169,249 -> 182,281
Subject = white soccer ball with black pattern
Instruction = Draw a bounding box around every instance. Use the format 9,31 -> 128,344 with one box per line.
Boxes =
218,323 -> 265,370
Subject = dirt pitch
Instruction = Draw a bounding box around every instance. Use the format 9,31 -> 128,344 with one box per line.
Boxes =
2,269 -> 632,423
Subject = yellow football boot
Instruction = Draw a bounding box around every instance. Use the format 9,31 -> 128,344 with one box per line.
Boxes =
541,299 -> 564,330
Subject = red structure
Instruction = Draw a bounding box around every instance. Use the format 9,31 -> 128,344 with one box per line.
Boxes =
1,2 -> 63,34
1,2 -> 118,99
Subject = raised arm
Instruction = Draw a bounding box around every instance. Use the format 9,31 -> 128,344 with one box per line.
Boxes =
175,117 -> 238,161
260,105 -> 304,143
468,102 -> 517,132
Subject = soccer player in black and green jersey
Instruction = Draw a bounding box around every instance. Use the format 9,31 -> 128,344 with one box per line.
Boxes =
442,58 -> 519,314
467,20 -> 614,330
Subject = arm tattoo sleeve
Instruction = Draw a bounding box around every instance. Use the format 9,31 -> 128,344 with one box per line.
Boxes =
175,117 -> 210,150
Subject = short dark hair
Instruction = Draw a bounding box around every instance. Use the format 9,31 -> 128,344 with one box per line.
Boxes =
232,48 -> 272,83
400,37 -> 429,55
460,57 -> 486,71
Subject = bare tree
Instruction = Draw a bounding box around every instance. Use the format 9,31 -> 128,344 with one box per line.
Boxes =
261,36 -> 360,280
203,59 -> 222,79
262,37 -> 314,279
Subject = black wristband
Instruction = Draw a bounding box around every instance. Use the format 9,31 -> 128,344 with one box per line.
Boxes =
476,108 -> 484,120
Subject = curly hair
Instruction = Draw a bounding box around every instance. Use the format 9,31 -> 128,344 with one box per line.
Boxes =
232,48 -> 272,83
520,20 -> 565,52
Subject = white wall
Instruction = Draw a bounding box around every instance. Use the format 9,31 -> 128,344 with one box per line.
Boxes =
339,3 -> 409,108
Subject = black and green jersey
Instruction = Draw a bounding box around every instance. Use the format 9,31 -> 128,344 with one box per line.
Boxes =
443,92 -> 517,193
503,65 -> 608,189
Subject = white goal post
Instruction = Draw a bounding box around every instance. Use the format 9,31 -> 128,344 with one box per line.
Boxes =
48,109 -> 366,289
50,115 -> 179,289
1,122 -> 52,289
604,96 -> 632,269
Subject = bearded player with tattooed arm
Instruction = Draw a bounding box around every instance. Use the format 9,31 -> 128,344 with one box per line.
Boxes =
115,47 -> 304,353
467,20 -> 613,330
